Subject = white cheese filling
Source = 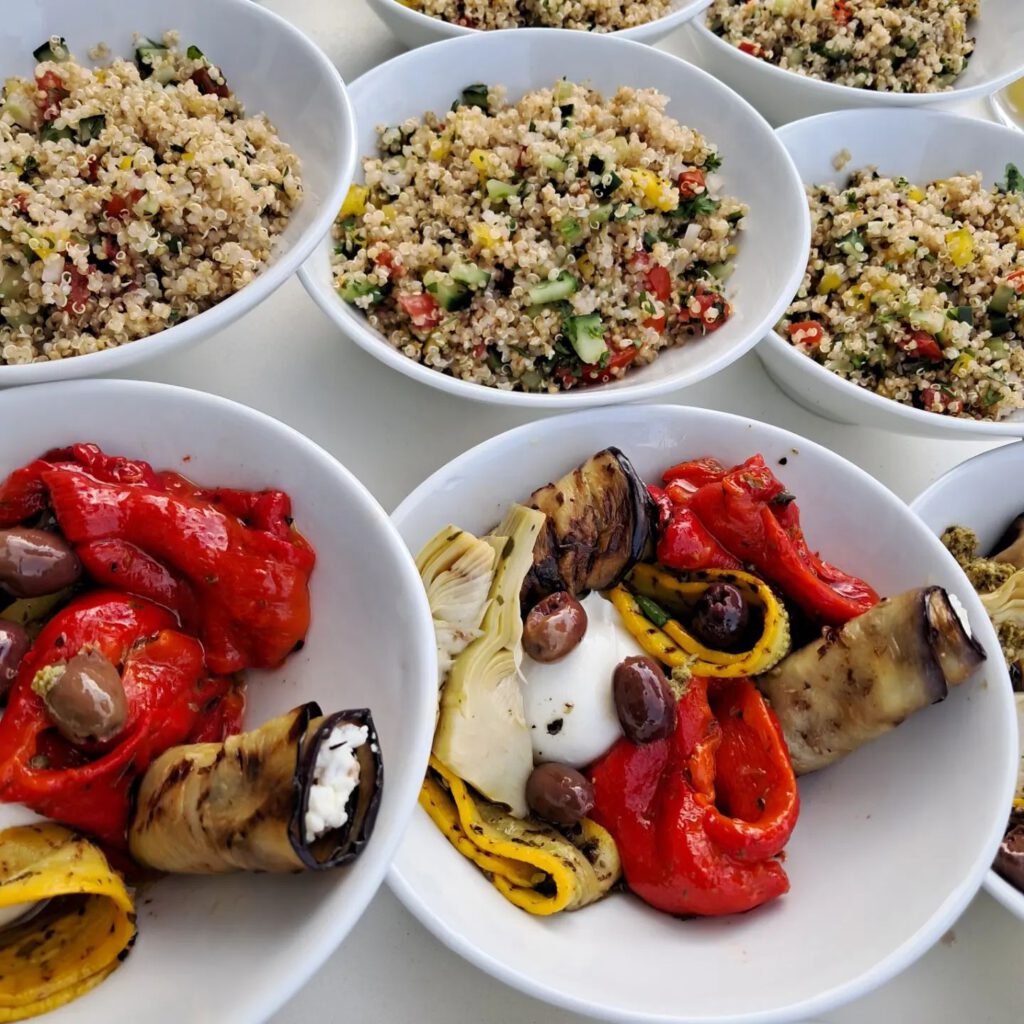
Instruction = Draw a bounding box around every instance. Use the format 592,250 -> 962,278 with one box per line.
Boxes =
948,592 -> 972,638
303,723 -> 368,844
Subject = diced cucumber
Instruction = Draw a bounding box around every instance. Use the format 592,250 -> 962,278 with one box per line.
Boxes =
557,217 -> 585,244
989,283 -> 1015,315
40,124 -> 74,143
838,230 -> 866,257
616,205 -> 644,221
459,83 -> 489,110
540,153 -> 568,174
950,305 -> 974,326
528,271 -> 578,305
588,204 -> 613,227
587,154 -> 606,175
33,37 -> 70,63
520,369 -> 544,392
990,314 -> 1013,336
135,40 -> 169,79
0,263 -> 27,302
338,277 -> 384,305
76,114 -> 105,143
564,312 -> 607,365
425,274 -> 471,312
593,170 -> 622,200
451,262 -> 491,289
553,79 -> 574,104
485,179 -> 519,202
908,308 -> 946,334
706,262 -> 734,282
186,45 -> 204,60
3,81 -> 37,131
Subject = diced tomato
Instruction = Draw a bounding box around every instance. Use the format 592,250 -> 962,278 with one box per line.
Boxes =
738,41 -> 764,58
645,264 -> 672,303
190,67 -> 230,99
644,314 -> 667,334
678,170 -> 707,200
679,284 -> 731,333
105,189 -> 145,220
580,346 -> 638,385
473,343 -> 486,359
833,0 -> 852,24
630,250 -> 653,274
82,155 -> 99,182
1007,269 -> 1024,293
398,292 -> 442,330
920,388 -> 964,416
554,367 -> 576,389
374,246 -> 406,281
897,329 -> 944,362
65,265 -> 93,316
102,236 -> 120,263
663,457 -> 729,490
786,320 -> 825,349
11,194 -> 29,214
34,70 -> 67,123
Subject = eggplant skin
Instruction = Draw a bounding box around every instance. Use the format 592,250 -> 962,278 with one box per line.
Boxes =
289,708 -> 384,870
757,587 -> 985,776
521,448 -> 656,611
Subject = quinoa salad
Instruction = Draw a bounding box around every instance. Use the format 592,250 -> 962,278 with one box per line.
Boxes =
778,165 -> 1024,420
0,33 -> 301,366
399,0 -> 673,32
332,81 -> 746,394
706,0 -> 978,93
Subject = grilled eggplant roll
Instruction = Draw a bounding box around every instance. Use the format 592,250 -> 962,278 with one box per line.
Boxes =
757,588 -> 986,775
0,824 -> 135,1023
522,448 -> 657,611
129,704 -> 382,873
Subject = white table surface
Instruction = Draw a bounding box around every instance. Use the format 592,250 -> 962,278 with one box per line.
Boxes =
122,3 -> 1024,1020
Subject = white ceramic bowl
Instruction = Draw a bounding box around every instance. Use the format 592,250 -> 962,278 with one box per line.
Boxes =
0,0 -> 355,386
365,0 -> 713,49
758,108 -> 1024,441
0,380 -> 436,1024
991,79 -> 1024,131
299,29 -> 809,409
912,441 -> 1024,923
388,404 -> 1017,1023
686,4 -> 1024,126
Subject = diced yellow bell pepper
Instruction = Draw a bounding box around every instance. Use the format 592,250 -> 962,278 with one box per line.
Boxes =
429,134 -> 451,161
629,168 -> 678,212
577,254 -> 595,283
380,204 -> 398,224
907,186 -> 926,202
950,353 -> 974,379
340,184 -> 368,219
945,227 -> 974,269
118,156 -> 132,170
1017,225 -> 1024,245
471,222 -> 501,249
817,270 -> 843,295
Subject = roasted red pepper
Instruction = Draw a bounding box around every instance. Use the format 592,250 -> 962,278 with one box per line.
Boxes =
0,592 -> 235,849
662,455 -> 878,625
590,676 -> 798,917
656,507 -> 742,573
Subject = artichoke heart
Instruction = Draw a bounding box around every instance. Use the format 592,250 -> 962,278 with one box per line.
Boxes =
0,824 -> 136,1023
432,504 -> 545,818
420,757 -> 620,915
610,565 -> 791,677
417,525 -> 498,688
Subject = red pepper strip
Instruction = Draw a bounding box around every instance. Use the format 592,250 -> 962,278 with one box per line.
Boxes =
0,460 -> 51,526
44,444 -> 164,488
656,507 -> 743,573
590,676 -> 793,917
705,679 -> 799,861
43,465 -> 313,673
0,592 -> 229,849
662,457 -> 729,489
75,539 -> 200,633
186,682 -> 246,744
688,456 -> 878,625
187,486 -> 298,543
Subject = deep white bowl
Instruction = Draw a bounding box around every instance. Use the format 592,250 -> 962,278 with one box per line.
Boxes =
365,0 -> 713,49
0,0 -> 355,386
388,404 -> 1016,1023
299,29 -> 809,409
912,441 -> 1024,923
758,108 -> 1024,441
686,4 -> 1024,126
0,380 -> 436,1024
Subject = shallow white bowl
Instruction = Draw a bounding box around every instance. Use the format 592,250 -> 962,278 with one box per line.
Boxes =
686,4 -> 1024,126
0,0 -> 355,386
0,380 -> 436,1024
912,441 -> 1024,923
991,79 -> 1024,131
298,29 -> 809,409
388,404 -> 1016,1023
758,108 -> 1024,441
365,0 -> 713,49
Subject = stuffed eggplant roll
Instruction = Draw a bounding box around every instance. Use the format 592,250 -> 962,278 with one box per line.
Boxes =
757,588 -> 985,775
129,703 -> 382,873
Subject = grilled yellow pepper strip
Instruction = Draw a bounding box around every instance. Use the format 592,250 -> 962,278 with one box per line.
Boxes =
610,565 -> 790,677
0,824 -> 136,1022
419,758 -> 620,916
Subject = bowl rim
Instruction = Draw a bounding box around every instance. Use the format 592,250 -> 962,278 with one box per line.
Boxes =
387,402 -> 1018,1024
0,377 -> 439,1023
910,440 -> 1024,923
0,0 -> 356,386
297,27 -> 811,409
365,0 -> 715,41
689,9 -> 1024,105
762,106 -> 1024,439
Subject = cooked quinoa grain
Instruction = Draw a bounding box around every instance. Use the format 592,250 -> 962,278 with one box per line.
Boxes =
332,81 -> 746,393
404,0 -> 672,31
778,166 -> 1024,421
707,0 -> 977,93
0,33 -> 301,365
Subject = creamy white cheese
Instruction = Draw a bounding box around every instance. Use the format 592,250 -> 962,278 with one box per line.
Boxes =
521,592 -> 646,768
948,592 -> 972,638
303,723 -> 368,843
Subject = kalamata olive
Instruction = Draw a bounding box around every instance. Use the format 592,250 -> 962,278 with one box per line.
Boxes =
0,528 -> 80,598
523,591 -> 587,663
0,621 -> 29,697
526,762 -> 595,825
41,650 -> 127,746
690,583 -> 750,651
613,656 -> 676,745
